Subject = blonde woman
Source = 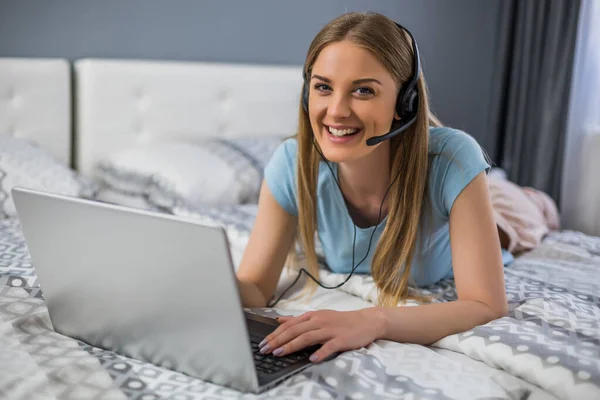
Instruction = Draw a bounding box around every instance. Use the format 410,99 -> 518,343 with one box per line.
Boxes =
236,12 -> 508,364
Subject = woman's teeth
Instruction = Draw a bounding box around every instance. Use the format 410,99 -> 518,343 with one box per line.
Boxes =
328,126 -> 360,137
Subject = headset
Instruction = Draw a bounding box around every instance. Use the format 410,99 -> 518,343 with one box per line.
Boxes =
268,21 -> 421,308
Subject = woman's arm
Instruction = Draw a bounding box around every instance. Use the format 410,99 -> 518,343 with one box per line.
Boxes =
374,299 -> 503,345
377,170 -> 508,343
236,180 -> 298,308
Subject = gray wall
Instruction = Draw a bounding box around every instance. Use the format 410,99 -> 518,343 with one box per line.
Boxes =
0,0 -> 501,145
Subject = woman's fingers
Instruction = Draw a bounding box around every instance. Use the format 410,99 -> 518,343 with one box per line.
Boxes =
260,319 -> 317,354
309,338 -> 344,363
260,312 -> 314,347
270,329 -> 331,358
275,316 -> 293,324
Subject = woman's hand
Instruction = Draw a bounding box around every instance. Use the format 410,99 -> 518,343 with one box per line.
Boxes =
258,309 -> 386,363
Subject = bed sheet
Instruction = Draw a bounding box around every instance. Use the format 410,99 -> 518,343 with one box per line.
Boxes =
1,204 -> 599,399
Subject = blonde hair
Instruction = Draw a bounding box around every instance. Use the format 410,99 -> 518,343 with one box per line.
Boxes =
290,12 -> 442,307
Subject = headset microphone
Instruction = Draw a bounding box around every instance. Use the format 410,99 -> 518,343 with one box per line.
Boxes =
365,114 -> 418,146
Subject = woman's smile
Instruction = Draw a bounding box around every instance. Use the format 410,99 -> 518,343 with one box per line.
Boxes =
323,124 -> 364,144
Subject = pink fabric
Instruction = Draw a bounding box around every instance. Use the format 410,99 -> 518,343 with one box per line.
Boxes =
488,175 -> 561,254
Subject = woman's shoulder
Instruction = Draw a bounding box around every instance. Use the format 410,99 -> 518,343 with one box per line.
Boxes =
264,137 -> 299,216
426,126 -> 491,216
280,136 -> 298,150
427,126 -> 483,155
268,137 -> 298,166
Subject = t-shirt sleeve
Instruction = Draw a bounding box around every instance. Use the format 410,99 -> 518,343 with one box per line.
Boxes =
263,139 -> 298,216
430,130 -> 491,218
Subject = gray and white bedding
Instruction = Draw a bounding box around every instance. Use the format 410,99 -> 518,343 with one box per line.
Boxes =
1,205 -> 600,399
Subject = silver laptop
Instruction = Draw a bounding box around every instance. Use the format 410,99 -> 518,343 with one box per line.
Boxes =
12,186 -> 320,393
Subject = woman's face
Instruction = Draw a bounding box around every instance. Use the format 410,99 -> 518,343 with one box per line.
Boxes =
308,40 -> 400,164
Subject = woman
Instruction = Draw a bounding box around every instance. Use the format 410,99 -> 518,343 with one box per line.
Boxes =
236,12 -> 508,364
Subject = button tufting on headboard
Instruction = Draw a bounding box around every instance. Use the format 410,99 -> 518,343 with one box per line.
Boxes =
134,87 -> 144,98
217,89 -> 228,102
11,94 -> 21,108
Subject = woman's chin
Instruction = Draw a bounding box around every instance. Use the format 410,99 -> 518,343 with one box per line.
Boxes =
313,132 -> 370,163
319,147 -> 359,163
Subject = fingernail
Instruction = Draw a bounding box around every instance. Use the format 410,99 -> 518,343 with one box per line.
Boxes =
272,347 -> 283,356
258,339 -> 267,348
259,344 -> 270,354
309,354 -> 318,362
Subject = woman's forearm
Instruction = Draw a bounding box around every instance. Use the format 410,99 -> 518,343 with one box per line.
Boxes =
373,300 -> 506,345
237,279 -> 267,308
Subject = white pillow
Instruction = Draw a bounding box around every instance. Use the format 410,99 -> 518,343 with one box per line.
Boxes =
0,135 -> 97,218
95,139 -> 276,210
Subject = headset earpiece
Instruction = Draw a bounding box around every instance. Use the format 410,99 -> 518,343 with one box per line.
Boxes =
396,85 -> 418,118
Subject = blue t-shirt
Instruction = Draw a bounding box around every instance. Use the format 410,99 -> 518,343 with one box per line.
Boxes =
264,127 -> 502,287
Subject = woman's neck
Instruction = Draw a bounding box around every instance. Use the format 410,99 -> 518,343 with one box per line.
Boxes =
337,143 -> 392,215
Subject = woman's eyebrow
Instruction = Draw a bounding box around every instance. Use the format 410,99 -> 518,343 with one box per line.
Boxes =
352,78 -> 382,85
311,74 -> 382,85
311,74 -> 331,83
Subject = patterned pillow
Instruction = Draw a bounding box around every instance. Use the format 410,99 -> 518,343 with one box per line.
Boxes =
0,135 -> 97,218
209,136 -> 285,202
94,137 -> 284,211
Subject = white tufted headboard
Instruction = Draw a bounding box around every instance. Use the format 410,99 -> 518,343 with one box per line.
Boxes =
0,58 -> 71,165
74,58 -> 304,176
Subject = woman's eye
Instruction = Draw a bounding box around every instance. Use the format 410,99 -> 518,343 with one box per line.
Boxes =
314,83 -> 332,92
355,87 -> 375,96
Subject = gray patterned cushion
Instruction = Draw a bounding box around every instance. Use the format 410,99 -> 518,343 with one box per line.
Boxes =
94,137 -> 284,210
0,135 -> 97,218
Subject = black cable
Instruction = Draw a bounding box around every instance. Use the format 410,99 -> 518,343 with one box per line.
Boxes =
267,137 -> 405,307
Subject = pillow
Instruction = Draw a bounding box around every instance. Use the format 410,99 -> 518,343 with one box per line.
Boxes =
0,135 -> 97,218
94,137 -> 284,210
217,137 -> 284,176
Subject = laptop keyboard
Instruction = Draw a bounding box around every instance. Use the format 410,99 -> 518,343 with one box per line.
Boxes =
250,336 -> 312,375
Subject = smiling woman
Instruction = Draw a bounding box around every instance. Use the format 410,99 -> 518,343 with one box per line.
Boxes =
308,42 -> 401,161
236,11 -> 507,364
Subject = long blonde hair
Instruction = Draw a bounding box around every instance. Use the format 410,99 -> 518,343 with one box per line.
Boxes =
292,12 -> 442,307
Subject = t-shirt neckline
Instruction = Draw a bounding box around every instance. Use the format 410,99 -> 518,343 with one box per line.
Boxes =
331,163 -> 389,233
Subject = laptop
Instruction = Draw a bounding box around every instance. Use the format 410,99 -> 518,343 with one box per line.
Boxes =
11,186 -> 323,393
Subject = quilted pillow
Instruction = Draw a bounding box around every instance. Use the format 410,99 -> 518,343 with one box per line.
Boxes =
94,137 -> 284,211
0,135 -> 97,218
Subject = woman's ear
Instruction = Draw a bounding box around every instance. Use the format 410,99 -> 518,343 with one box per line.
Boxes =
395,113 -> 401,120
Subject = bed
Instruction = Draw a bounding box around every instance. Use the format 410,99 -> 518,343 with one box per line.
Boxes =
1,57 -> 599,399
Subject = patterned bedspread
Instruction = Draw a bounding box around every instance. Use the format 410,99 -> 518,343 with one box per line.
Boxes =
1,207 -> 600,399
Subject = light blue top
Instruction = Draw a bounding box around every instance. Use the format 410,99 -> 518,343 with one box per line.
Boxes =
264,127 -> 511,287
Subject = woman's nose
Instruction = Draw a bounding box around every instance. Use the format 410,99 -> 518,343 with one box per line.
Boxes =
327,93 -> 352,119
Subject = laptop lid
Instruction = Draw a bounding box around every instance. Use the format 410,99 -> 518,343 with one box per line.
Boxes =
11,187 -> 260,393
